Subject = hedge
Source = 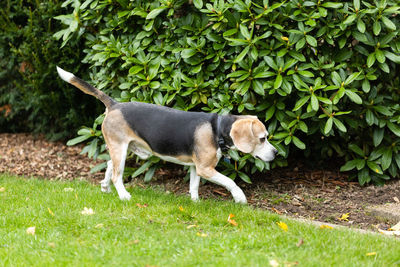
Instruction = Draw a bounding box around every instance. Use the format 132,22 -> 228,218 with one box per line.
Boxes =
54,0 -> 400,185
0,0 -> 102,140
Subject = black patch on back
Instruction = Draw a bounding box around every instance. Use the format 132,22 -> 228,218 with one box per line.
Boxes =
115,102 -> 217,156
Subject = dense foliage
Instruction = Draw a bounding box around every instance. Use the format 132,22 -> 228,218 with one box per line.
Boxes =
0,0 -> 102,139
54,0 -> 400,185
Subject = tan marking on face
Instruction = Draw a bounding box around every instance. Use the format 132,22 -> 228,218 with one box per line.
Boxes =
230,117 -> 266,153
192,123 -> 218,178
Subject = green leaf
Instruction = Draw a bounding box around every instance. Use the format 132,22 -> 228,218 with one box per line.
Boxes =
375,49 -> 385,63
132,161 -> 152,178
305,35 -> 317,47
274,74 -> 283,89
234,46 -> 250,63
353,0 -> 360,10
358,168 -> 370,185
333,118 -> 347,132
349,144 -> 365,157
373,20 -> 381,35
367,161 -> 383,175
146,7 -> 167,20
293,96 -> 310,111
292,136 -> 306,150
384,51 -> 400,63
344,72 -> 361,85
322,2 -> 343,8
239,24 -> 251,40
67,135 -> 91,146
340,160 -> 360,171
311,94 -> 319,111
181,48 -> 197,58
265,105 -> 275,121
264,56 -> 277,70
373,128 -> 384,147
324,117 -> 333,134
238,171 -> 252,184
357,19 -> 366,33
223,28 -> 237,37
193,0 -> 203,9
381,149 -> 392,171
367,53 -> 376,67
381,16 -> 396,30
387,122 -> 400,137
144,166 -> 157,182
343,14 -> 357,25
345,90 -> 362,104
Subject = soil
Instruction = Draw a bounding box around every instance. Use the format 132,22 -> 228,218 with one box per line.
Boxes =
1,133 -> 400,231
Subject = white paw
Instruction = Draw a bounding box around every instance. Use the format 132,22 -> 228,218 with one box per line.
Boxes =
101,185 -> 111,193
118,191 -> 131,201
100,180 -> 111,193
232,188 -> 247,204
191,195 -> 200,202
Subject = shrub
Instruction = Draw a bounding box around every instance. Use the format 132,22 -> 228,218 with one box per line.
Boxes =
0,0 -> 102,140
55,0 -> 400,185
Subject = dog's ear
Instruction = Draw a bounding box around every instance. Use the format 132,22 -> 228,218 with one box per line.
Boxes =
230,119 -> 256,153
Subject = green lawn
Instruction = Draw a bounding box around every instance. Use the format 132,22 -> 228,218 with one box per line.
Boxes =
0,173 -> 399,267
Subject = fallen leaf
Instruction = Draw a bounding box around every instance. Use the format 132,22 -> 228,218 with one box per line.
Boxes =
277,221 -> 288,232
95,223 -> 104,229
320,224 -> 334,229
271,207 -> 282,215
390,221 -> 400,231
63,187 -> 74,192
296,239 -> 304,247
227,213 -> 238,226
394,197 -> 399,203
26,226 -> 36,235
136,203 -> 148,208
0,187 -> 5,192
196,232 -> 208,237
338,213 -> 350,221
48,207 -> 55,216
228,219 -> 238,226
366,252 -> 377,256
48,242 -> 56,248
186,225 -> 198,229
269,259 -> 279,267
81,207 -> 95,215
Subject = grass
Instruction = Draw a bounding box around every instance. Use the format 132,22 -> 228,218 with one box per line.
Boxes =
0,173 -> 399,267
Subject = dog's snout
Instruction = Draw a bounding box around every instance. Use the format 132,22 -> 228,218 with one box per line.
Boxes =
273,147 -> 278,155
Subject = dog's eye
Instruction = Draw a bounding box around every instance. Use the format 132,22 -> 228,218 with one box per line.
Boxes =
259,137 -> 266,143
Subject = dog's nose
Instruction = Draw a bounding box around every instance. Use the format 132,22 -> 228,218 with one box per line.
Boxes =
273,148 -> 278,155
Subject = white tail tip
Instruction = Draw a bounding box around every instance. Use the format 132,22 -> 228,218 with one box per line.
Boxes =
56,66 -> 74,83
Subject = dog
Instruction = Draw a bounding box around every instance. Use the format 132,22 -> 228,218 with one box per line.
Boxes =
57,66 -> 277,203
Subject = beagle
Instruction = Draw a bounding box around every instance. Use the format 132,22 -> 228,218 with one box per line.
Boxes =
57,67 -> 277,203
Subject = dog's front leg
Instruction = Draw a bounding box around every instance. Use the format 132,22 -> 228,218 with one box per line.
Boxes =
189,166 -> 200,201
197,167 -> 247,204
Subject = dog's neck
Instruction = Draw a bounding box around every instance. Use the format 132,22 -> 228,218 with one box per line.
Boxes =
216,115 -> 236,153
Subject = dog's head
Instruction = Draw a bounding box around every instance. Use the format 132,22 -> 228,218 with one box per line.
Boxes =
230,116 -> 278,162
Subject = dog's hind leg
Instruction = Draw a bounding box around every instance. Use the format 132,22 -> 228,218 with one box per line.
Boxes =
100,160 -> 112,193
107,141 -> 131,201
189,166 -> 200,201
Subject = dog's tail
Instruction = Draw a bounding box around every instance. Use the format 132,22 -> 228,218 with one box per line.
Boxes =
56,66 -> 116,109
